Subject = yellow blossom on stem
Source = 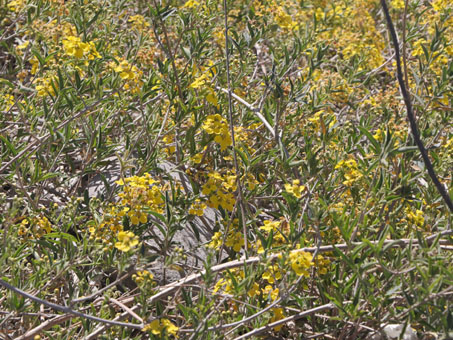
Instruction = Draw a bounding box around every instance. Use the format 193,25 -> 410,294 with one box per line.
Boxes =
142,318 -> 178,337
270,308 -> 285,331
262,264 -> 282,284
284,179 -> 305,198
115,231 -> 139,252
189,199 -> 207,216
247,282 -> 261,297
182,0 -> 200,9
289,251 -> 313,277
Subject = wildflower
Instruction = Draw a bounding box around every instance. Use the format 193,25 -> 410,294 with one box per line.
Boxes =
202,115 -> 232,151
182,0 -> 200,8
289,251 -> 313,277
208,231 -> 223,250
406,208 -> 425,228
270,308 -> 285,331
391,0 -> 405,10
225,231 -> 244,252
128,14 -> 150,30
314,255 -> 330,275
262,264 -> 282,284
335,159 -> 362,186
274,7 -> 297,30
18,215 -> 52,239
115,231 -> 139,252
132,270 -> 154,284
262,285 -> 279,301
142,318 -> 178,337
62,36 -> 100,59
260,220 -> 281,233
247,282 -> 261,297
190,153 -> 203,164
189,199 -> 206,216
34,76 -> 56,97
284,179 -> 305,198
190,74 -> 207,89
110,58 -> 143,93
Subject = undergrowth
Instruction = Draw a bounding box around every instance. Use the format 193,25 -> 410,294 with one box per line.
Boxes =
0,0 -> 452,338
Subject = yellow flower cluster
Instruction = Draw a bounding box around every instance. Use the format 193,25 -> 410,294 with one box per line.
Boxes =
201,171 -> 236,211
115,231 -> 139,252
89,205 -> 122,246
62,36 -> 101,60
1,94 -> 15,111
209,229 -> 244,253
406,208 -> 425,228
334,1 -> 385,70
89,174 -> 164,250
256,219 -> 289,253
142,318 -> 179,337
7,0 -> 25,12
116,173 -> 164,223
132,270 -> 154,284
432,0 -> 452,12
162,134 -> 176,155
213,269 -> 244,294
182,0 -> 200,9
202,114 -> 232,151
262,284 -> 279,301
18,215 -> 52,239
314,254 -> 330,275
128,14 -> 150,31
34,76 -> 56,97
110,58 -> 143,94
391,0 -> 405,10
208,218 -> 244,252
284,179 -> 305,198
190,62 -> 219,107
262,264 -> 282,284
335,159 -> 362,186
288,250 -> 313,277
188,199 -> 207,216
274,6 -> 298,30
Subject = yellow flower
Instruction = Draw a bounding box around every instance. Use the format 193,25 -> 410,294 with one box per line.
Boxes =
406,208 -> 425,228
115,231 -> 139,252
284,179 -> 305,198
262,285 -> 279,301
182,0 -> 200,9
142,318 -> 178,337
260,220 -> 281,233
133,270 -> 154,284
289,251 -> 313,277
225,231 -> 244,252
391,0 -> 405,10
270,308 -> 285,331
62,36 -> 100,59
335,159 -> 362,186
34,76 -> 56,97
189,199 -> 207,216
262,264 -> 282,284
274,7 -> 297,30
202,115 -> 232,150
247,282 -> 261,297
208,231 -> 223,250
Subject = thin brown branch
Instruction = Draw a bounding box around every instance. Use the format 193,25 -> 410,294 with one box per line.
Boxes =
0,279 -> 143,330
380,0 -> 453,213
